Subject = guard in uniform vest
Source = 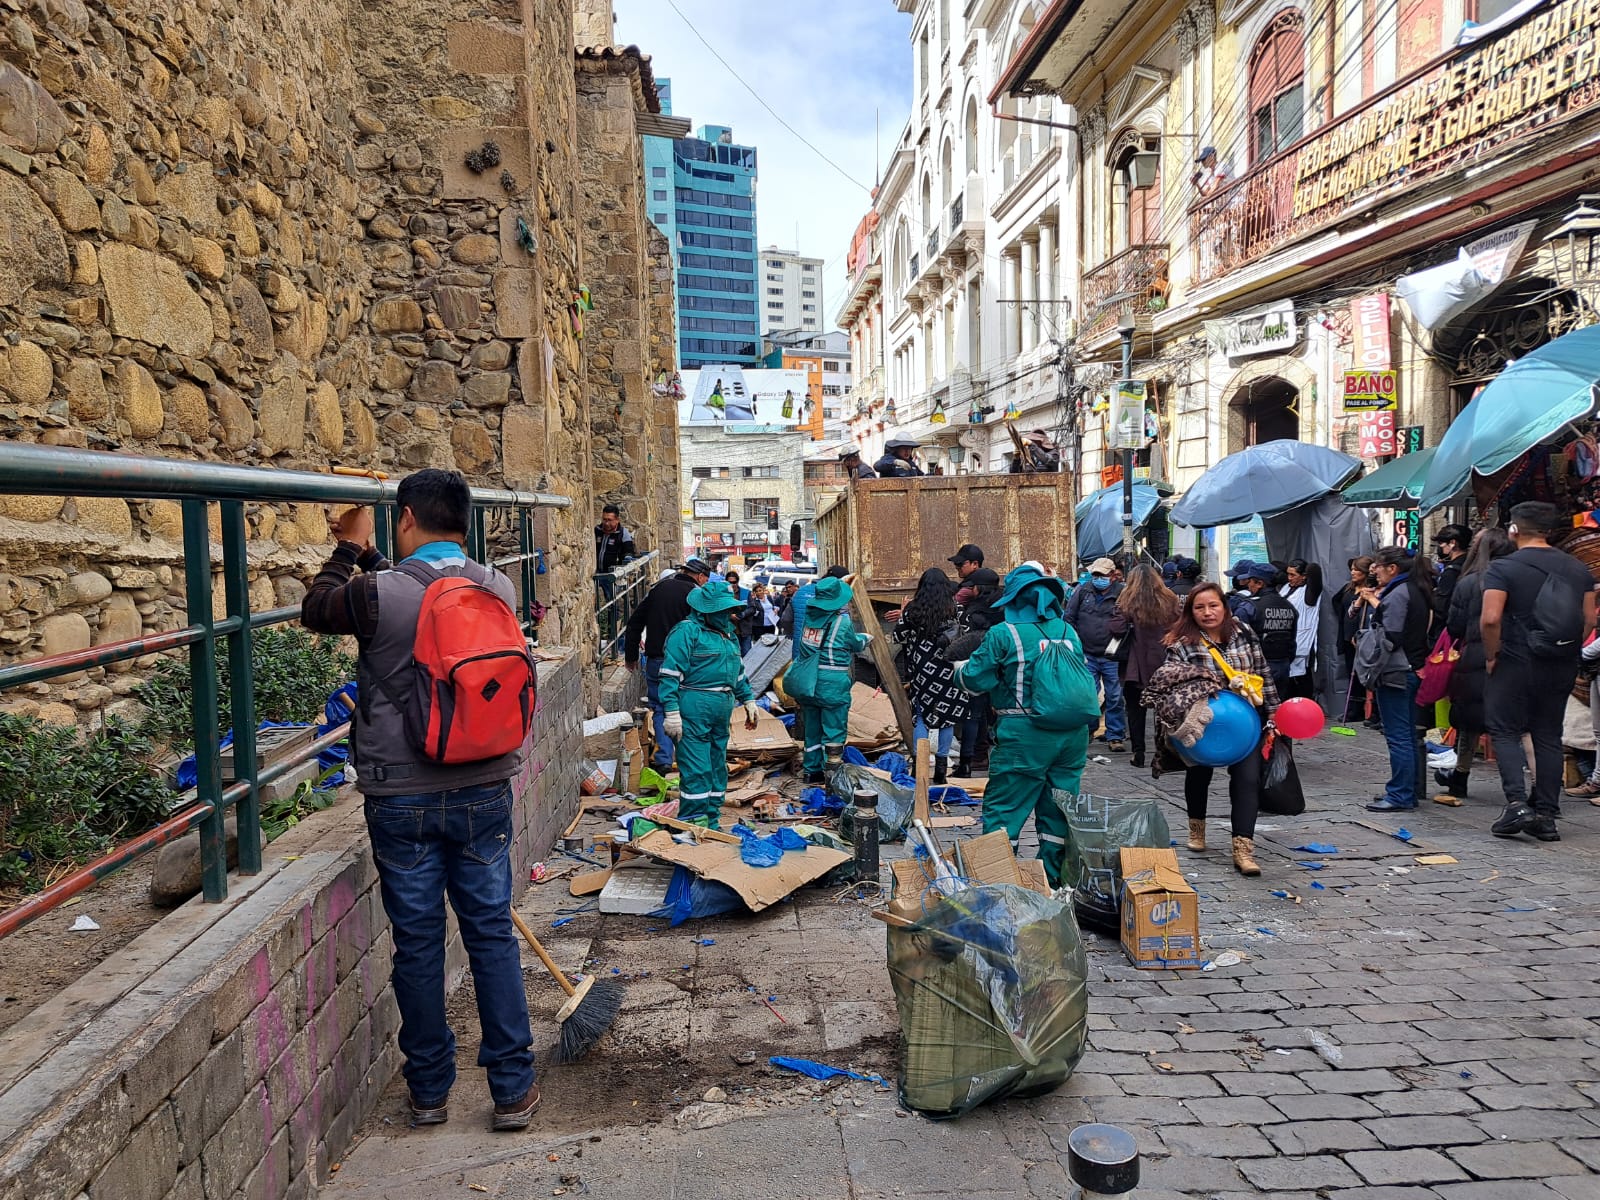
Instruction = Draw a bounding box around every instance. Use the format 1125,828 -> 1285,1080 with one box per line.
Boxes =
954,563 -> 1096,886
658,579 -> 760,828
785,575 -> 871,782
1241,562 -> 1299,692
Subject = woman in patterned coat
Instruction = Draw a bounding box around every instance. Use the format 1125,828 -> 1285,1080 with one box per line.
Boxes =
895,567 -> 972,785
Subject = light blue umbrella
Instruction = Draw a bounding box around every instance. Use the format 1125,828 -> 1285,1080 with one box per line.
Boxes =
1075,482 -> 1165,561
1170,440 -> 1363,529
1341,445 -> 1438,509
1419,324 -> 1600,515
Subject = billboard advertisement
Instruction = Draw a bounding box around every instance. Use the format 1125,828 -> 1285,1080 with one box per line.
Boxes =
679,366 -> 809,428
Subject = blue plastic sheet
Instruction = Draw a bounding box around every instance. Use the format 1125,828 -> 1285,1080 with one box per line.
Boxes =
732,824 -> 807,868
650,865 -> 744,926
175,721 -> 306,791
801,786 -> 842,815
769,1056 -> 889,1087
1294,842 -> 1339,854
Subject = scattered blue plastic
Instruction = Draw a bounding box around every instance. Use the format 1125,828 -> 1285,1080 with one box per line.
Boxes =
551,916 -> 577,928
1294,843 -> 1339,854
929,784 -> 978,806
1296,861 -> 1328,870
695,938 -> 716,946
1460,1070 -> 1474,1079
1256,927 -> 1277,936
776,712 -> 797,729
1393,828 -> 1415,842
769,1056 -> 891,1089
801,786 -> 843,816
767,994 -> 779,1004
733,824 -> 808,868
1269,890 -> 1289,899
652,865 -> 745,926
1310,881 -> 1326,890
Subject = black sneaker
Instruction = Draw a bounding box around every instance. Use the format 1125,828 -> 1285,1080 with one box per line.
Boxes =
492,1084 -> 542,1131
1526,816 -> 1561,842
1491,803 -> 1534,838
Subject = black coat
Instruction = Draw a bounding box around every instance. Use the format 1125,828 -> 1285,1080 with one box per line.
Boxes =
1445,574 -> 1489,730
873,454 -> 923,477
623,571 -> 696,662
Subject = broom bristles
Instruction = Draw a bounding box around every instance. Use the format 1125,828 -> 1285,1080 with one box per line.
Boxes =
554,977 -> 624,1064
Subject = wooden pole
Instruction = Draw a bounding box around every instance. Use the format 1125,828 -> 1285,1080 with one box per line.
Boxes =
912,736 -> 931,827
846,574 -> 918,750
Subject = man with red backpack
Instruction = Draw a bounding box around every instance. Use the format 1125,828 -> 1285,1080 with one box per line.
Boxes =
303,469 -> 540,1133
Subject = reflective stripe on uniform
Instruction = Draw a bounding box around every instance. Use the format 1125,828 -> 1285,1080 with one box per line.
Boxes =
1038,833 -> 1067,845
1006,624 -> 1028,710
678,789 -> 725,801
660,667 -> 683,678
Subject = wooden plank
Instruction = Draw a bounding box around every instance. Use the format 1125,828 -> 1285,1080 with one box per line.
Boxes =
912,737 -> 931,827
569,868 -> 614,896
848,576 -> 917,749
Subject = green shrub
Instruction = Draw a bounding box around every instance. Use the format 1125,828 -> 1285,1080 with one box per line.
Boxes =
0,715 -> 173,894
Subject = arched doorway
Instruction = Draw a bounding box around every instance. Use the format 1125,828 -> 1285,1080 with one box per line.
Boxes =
1232,375 -> 1300,447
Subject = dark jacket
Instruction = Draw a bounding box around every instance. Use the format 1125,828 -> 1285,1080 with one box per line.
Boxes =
1123,618 -> 1171,687
873,453 -> 923,477
1333,582 -> 1365,649
1431,557 -> 1463,632
1009,445 -> 1061,473
849,462 -> 878,479
1445,573 -> 1489,729
1377,571 -> 1431,673
1064,582 -> 1129,656
594,525 -> 636,573
946,579 -> 1003,662
1250,585 -> 1299,663
623,571 -> 697,663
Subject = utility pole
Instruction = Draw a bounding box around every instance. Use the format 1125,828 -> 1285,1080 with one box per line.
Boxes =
1118,312 -> 1136,564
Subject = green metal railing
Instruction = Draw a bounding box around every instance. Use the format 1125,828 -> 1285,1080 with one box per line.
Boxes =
0,445 -> 569,935
594,551 -> 661,668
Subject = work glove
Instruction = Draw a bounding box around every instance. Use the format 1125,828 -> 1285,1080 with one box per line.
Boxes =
663,711 -> 683,740
744,702 -> 760,729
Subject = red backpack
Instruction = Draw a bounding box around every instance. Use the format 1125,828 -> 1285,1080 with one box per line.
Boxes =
387,562 -> 537,763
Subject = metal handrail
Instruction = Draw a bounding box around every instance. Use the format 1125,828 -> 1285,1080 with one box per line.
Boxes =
0,445 -> 570,932
594,550 -> 662,667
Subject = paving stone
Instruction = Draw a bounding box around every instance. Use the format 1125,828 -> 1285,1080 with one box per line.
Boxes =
1472,1107 -> 1600,1142
1268,1092 -> 1384,1121
1236,1155 -> 1362,1191
1364,1114 -> 1487,1147
1215,1071 -> 1312,1096
1296,1068 -> 1406,1094
1262,1118 -> 1383,1154
1468,1082 -> 1590,1110
1448,1141 -> 1588,1179
1324,1190 -> 1440,1200
1562,1139 -> 1600,1171
1180,1096 -> 1287,1126
1346,1148 -> 1471,1185
1433,1183 -> 1567,1200
1116,1072 -> 1225,1099
1547,1178 -> 1600,1200
1157,1123 -> 1276,1158
1135,1155 -> 1248,1194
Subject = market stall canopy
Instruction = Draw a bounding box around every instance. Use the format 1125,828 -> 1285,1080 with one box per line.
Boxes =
1341,445 -> 1439,508
1419,324 -> 1600,516
1074,482 -> 1167,561
1169,440 -> 1364,529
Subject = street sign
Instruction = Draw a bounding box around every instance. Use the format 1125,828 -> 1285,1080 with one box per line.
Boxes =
1397,424 -> 1424,455
1359,409 -> 1397,457
1395,510 -> 1420,552
1110,380 -> 1147,450
1343,369 -> 1398,412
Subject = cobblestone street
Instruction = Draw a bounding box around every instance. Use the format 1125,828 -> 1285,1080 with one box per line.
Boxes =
326,726 -> 1600,1199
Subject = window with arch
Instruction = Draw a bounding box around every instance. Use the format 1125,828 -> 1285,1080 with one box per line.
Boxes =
964,97 -> 979,174
920,174 -> 933,236
940,139 -> 954,212
1248,10 -> 1306,164
1109,130 -> 1162,255
893,221 -> 909,295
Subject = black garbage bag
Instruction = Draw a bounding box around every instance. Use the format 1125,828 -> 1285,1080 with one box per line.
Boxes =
1056,792 -> 1172,936
1258,734 -> 1305,816
887,882 -> 1089,1118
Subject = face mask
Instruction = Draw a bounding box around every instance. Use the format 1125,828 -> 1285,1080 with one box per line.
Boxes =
706,611 -> 736,635
1092,576 -> 1110,591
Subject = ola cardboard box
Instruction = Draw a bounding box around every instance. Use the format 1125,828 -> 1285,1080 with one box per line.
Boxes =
1119,846 -> 1200,969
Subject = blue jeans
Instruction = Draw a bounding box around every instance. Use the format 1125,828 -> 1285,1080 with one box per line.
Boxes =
1374,672 -> 1425,807
643,655 -> 675,768
364,781 -> 535,1107
913,712 -> 956,759
1086,655 -> 1127,742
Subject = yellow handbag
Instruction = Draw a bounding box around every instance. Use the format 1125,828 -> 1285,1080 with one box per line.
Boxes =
1202,639 -> 1265,707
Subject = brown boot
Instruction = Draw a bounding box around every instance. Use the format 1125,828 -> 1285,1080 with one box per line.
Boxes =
1186,819 -> 1207,852
1232,836 -> 1261,876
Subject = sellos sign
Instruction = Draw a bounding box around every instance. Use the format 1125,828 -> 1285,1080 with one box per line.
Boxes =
1349,293 -> 1391,369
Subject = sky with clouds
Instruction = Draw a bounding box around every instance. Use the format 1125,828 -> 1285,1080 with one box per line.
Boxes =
611,0 -> 913,331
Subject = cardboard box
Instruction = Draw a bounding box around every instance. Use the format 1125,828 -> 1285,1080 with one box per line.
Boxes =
888,830 -> 1048,921
1119,847 -> 1201,970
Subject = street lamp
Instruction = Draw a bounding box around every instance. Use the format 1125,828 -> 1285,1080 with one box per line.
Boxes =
1118,311 -> 1137,562
1545,195 -> 1600,322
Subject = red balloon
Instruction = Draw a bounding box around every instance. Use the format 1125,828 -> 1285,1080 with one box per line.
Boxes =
1275,697 -> 1326,740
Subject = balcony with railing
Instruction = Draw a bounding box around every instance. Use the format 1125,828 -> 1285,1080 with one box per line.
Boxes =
1080,243 -> 1171,340
1188,0 -> 1600,285
948,193 -> 964,232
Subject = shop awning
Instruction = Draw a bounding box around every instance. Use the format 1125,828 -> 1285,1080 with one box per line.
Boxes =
1074,482 -> 1168,561
1170,440 -> 1364,529
1420,324 -> 1600,515
1341,446 -> 1438,508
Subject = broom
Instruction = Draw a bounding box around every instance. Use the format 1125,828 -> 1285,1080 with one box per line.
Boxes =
510,909 -> 623,1063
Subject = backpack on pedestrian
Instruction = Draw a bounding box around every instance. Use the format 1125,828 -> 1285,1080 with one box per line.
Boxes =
1255,590 -> 1298,661
379,560 -> 537,763
1524,560 -> 1587,658
1005,620 -> 1101,731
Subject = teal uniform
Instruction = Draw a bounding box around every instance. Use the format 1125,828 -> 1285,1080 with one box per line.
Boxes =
658,613 -> 753,827
955,567 -> 1091,886
795,608 -> 869,775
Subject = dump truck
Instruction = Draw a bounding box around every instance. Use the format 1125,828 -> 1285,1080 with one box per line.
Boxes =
814,473 -> 1077,602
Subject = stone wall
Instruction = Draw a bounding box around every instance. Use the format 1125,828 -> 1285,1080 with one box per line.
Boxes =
0,652 -> 583,1200
0,0 -> 673,716
645,226 -> 683,560
575,48 -> 681,565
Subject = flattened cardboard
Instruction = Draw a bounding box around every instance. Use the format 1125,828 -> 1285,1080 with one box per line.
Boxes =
630,828 -> 849,913
726,707 -> 799,760
1119,847 -> 1201,970
888,830 -> 1049,921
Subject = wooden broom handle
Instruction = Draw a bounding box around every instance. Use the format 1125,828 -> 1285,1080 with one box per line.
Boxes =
510,909 -> 577,996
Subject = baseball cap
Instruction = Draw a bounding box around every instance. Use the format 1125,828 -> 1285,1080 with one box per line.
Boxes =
1089,557 -> 1116,575
947,543 -> 984,567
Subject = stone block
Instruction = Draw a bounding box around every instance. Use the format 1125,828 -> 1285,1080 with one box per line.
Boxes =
410,359 -> 457,402
312,381 -> 344,451
500,403 -> 545,485
88,1106 -> 180,1200
370,297 -> 423,333
259,373 -> 308,457
463,370 -> 511,407
451,420 -> 495,471
64,358 -> 109,421
434,284 -> 482,328
231,275 -> 275,360
492,269 -> 536,338
158,167 -> 219,233
39,611 -> 91,657
117,359 -> 164,438
9,1081 -> 131,1200
68,571 -> 114,604
199,1084 -> 267,1199
440,127 -> 532,200
0,339 -> 53,404
168,380 -> 210,440
212,382 -> 254,450
452,232 -> 500,264
347,399 -> 377,455
95,592 -> 142,646
447,21 -> 526,74
0,62 -> 70,153
190,236 -> 226,280
99,243 -> 212,355
471,339 -> 512,370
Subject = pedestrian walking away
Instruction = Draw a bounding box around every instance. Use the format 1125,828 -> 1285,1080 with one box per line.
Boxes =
1154,583 -> 1280,876
786,576 -> 871,782
894,567 -> 972,785
1064,556 -> 1130,751
657,579 -> 759,829
624,557 -> 712,769
302,469 -> 540,1132
955,563 -> 1097,886
1481,502 -> 1597,842
1435,527 -> 1513,806
1115,562 -> 1182,770
1355,546 -> 1433,812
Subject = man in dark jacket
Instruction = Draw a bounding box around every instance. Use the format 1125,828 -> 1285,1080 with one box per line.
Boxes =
1064,557 -> 1130,751
594,505 -> 636,573
625,558 -> 712,768
1429,523 -> 1470,630
1241,562 -> 1299,690
873,436 -> 924,478
840,447 -> 876,479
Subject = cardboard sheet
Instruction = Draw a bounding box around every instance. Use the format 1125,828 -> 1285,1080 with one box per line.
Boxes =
726,707 -> 799,761
630,828 -> 849,913
847,682 -> 902,749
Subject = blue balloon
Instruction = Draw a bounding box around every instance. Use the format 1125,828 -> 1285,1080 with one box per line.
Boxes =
1169,691 -> 1262,767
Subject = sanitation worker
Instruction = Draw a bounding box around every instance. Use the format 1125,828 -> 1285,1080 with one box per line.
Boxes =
658,579 -> 760,828
955,562 -> 1098,886
786,575 -> 871,783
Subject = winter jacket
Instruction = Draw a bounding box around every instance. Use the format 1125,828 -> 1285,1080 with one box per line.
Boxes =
873,454 -> 924,477
1064,583 -> 1129,656
1445,573 -> 1490,730
1376,571 -> 1431,675
896,618 -> 971,728
1122,618 -> 1171,687
623,571 -> 697,663
594,525 -> 636,573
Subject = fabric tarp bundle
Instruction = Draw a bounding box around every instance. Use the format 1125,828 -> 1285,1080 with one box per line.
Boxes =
1057,793 -> 1172,936
886,882 -> 1089,1118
